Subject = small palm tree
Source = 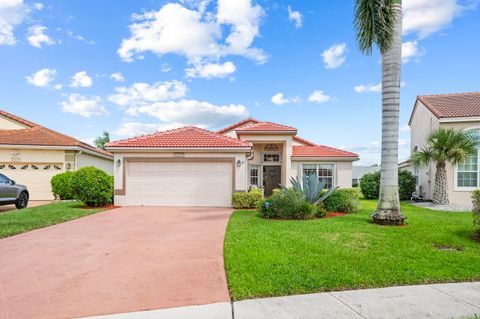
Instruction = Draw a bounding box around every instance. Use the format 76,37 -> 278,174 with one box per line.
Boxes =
411,128 -> 479,205
354,0 -> 403,225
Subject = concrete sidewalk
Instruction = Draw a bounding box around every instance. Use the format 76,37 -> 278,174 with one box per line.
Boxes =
82,282 -> 480,319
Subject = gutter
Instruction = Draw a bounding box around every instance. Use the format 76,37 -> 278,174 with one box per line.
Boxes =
0,144 -> 113,160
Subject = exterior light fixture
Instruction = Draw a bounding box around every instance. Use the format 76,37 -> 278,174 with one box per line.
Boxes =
65,162 -> 71,170
236,159 -> 242,167
116,159 -> 121,167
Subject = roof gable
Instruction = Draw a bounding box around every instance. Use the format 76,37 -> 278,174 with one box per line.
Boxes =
0,109 -> 112,158
106,126 -> 252,149
236,122 -> 297,134
216,118 -> 260,134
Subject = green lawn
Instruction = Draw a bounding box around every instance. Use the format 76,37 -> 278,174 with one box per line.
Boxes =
224,200 -> 480,300
0,201 -> 105,238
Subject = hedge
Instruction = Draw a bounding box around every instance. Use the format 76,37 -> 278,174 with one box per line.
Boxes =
359,170 -> 416,201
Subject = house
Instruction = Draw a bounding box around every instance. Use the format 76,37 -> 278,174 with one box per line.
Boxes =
0,109 -> 113,200
409,92 -> 480,205
106,118 -> 359,207
352,165 -> 380,187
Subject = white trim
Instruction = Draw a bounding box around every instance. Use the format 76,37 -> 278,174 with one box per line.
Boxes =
300,162 -> 337,188
439,116 -> 480,123
292,156 -> 358,162
0,144 -> 113,160
454,148 -> 480,192
106,147 -> 252,153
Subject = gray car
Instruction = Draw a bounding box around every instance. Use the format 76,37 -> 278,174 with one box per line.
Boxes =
0,173 -> 29,209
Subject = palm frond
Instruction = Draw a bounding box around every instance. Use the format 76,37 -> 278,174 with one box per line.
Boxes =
354,0 -> 397,54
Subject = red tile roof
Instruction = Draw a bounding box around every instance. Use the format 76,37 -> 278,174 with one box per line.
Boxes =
417,92 -> 480,118
0,109 -> 112,157
106,126 -> 252,148
292,145 -> 358,158
235,122 -> 297,133
216,118 -> 260,134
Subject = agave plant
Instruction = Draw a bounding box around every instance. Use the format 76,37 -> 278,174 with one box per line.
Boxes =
289,174 -> 338,205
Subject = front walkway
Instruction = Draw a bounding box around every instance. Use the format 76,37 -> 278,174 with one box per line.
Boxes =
83,282 -> 480,319
0,206 -> 232,319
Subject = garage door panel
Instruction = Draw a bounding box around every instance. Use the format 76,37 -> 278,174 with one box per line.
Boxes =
126,161 -> 233,207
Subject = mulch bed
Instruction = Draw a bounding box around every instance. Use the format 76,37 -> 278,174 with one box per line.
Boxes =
324,212 -> 346,218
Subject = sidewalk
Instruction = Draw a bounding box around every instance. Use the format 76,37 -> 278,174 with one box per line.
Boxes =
83,282 -> 480,319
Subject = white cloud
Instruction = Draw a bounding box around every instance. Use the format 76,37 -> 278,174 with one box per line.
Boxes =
0,0 -> 28,46
402,40 -> 425,63
70,71 -> 93,88
25,68 -> 56,87
271,92 -> 290,105
185,61 -> 236,79
110,72 -> 125,82
113,122 -> 183,137
342,139 -> 411,165
308,90 -> 331,103
131,99 -> 249,128
60,94 -> 108,118
33,2 -> 43,10
53,83 -> 62,90
400,124 -> 411,133
118,0 -> 266,68
27,25 -> 55,48
354,83 -> 381,93
109,80 -> 188,107
287,5 -> 302,28
403,0 -> 467,39
321,43 -> 346,69
161,63 -> 172,73
64,29 -> 96,45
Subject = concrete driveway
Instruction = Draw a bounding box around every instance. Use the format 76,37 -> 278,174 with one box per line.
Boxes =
0,206 -> 233,319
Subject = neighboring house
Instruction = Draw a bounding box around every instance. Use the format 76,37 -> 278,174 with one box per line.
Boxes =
106,118 -> 359,207
409,92 -> 480,205
352,165 -> 380,186
0,109 -> 113,200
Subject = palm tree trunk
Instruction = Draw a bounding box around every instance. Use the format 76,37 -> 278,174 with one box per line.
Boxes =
433,161 -> 449,205
372,0 -> 404,226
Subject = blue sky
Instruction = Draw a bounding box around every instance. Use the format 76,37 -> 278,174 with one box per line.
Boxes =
0,0 -> 479,165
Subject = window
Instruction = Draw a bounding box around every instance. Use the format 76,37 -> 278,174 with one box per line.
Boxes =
0,174 -> 8,183
249,165 -> 260,187
457,151 -> 478,187
414,166 -> 419,185
302,164 -> 335,189
263,153 -> 280,163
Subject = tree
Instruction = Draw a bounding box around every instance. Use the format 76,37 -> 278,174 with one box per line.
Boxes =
354,0 -> 404,225
411,128 -> 478,205
94,131 -> 110,150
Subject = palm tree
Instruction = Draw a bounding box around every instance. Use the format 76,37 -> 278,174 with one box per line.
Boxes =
94,131 -> 110,150
411,128 -> 478,205
354,0 -> 404,225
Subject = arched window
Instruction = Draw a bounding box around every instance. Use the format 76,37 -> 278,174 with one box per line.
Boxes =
456,129 -> 480,189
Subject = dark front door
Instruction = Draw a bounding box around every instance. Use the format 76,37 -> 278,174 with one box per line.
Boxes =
263,166 -> 281,196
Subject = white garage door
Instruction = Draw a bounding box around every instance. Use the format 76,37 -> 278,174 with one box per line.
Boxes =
0,163 -> 63,200
126,161 -> 233,207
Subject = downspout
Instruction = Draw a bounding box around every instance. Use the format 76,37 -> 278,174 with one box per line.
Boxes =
74,150 -> 82,171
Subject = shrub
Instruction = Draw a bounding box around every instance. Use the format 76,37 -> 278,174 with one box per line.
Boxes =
398,170 -> 417,200
359,171 -> 380,199
51,172 -> 74,200
323,189 -> 361,213
71,167 -> 113,207
232,189 -> 263,209
259,188 -> 316,220
359,170 -> 417,201
472,190 -> 480,237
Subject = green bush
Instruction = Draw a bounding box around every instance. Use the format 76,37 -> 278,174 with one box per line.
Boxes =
232,189 -> 263,209
71,167 -> 113,207
51,172 -> 74,200
398,170 -> 417,200
359,170 -> 417,201
359,171 -> 380,199
259,188 -> 316,220
472,190 -> 480,237
324,189 -> 361,213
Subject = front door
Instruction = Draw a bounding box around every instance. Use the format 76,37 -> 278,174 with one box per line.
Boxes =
263,166 -> 281,196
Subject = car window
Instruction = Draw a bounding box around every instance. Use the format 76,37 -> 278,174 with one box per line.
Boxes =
0,174 -> 9,183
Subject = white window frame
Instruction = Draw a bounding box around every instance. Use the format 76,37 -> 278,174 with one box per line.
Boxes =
454,149 -> 479,191
249,164 -> 261,188
300,163 -> 337,188
261,151 -> 281,165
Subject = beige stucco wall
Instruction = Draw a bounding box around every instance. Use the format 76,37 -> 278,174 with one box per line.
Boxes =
111,151 -> 248,206
0,115 -> 28,130
76,152 -> 114,174
291,160 -> 353,188
410,101 -> 480,204
0,148 -> 65,163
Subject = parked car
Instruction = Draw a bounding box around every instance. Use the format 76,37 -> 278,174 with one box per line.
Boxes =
0,173 -> 29,209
